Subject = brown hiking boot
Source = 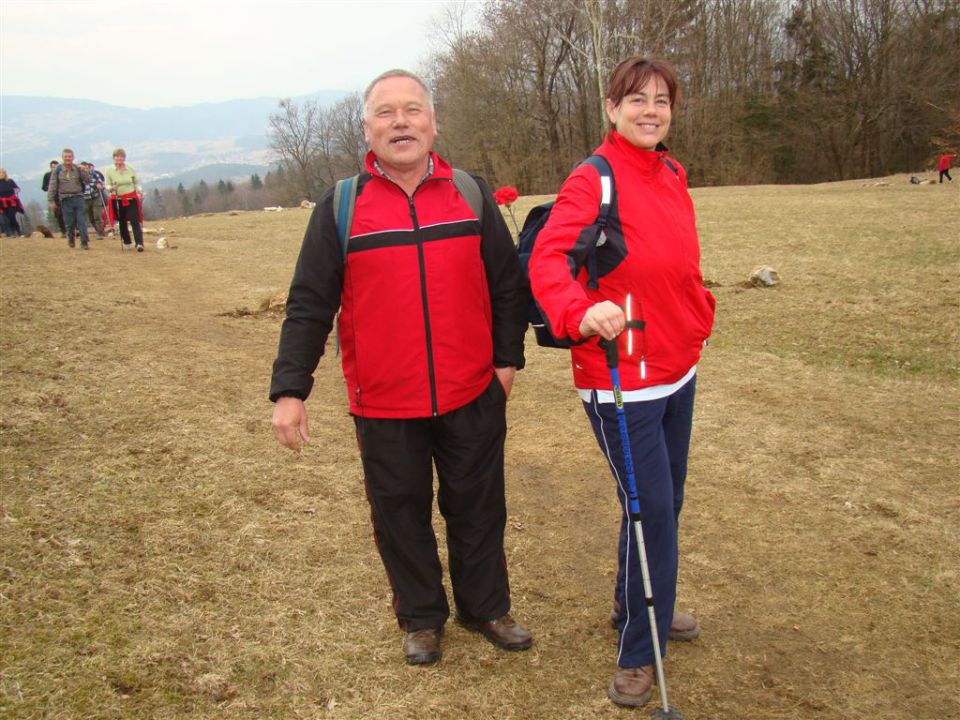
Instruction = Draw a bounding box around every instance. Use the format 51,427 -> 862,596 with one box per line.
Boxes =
610,600 -> 701,641
608,665 -> 654,707
457,613 -> 533,651
402,628 -> 442,665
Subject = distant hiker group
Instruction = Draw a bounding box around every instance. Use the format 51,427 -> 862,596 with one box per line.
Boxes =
41,147 -> 145,251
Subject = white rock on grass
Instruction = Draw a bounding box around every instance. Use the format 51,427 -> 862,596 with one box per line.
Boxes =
749,266 -> 780,287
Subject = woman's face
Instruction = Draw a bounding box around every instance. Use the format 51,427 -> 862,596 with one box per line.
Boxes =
605,74 -> 672,151
114,155 -> 125,166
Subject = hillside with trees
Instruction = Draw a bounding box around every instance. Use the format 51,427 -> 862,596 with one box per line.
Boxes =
263,0 -> 957,199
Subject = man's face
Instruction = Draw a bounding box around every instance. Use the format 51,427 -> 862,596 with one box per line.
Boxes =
363,76 -> 437,176
62,151 -> 74,166
50,161 -> 58,169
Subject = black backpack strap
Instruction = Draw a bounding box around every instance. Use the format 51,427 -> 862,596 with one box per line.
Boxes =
579,155 -> 615,290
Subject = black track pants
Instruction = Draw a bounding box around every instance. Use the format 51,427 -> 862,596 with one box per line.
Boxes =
353,376 -> 512,631
113,198 -> 143,246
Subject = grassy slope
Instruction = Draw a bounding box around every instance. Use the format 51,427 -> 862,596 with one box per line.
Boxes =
1,177 -> 957,719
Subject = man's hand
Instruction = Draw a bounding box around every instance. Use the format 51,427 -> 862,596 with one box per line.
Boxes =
272,397 -> 311,452
578,300 -> 625,340
494,365 -> 516,399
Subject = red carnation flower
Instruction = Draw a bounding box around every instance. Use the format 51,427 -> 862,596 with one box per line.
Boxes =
493,185 -> 521,238
493,186 -> 519,205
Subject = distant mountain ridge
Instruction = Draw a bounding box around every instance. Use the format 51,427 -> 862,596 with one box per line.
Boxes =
1,91 -> 347,204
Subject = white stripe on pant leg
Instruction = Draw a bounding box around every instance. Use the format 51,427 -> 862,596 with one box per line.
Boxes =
590,392 -> 633,667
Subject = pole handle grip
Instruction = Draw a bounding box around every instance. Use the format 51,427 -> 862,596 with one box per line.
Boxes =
598,337 -> 619,368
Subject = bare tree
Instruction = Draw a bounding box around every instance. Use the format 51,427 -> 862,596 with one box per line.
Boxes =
269,98 -> 324,200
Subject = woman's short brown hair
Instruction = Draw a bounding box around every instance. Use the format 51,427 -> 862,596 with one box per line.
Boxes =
606,56 -> 681,110
112,148 -> 126,159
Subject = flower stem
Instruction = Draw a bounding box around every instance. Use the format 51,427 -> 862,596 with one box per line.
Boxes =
506,205 -> 520,237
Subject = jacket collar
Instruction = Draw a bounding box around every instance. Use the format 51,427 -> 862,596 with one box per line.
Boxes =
364,150 -> 453,183
606,130 -> 670,173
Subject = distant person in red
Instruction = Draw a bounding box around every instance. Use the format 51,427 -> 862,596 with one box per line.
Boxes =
0,168 -> 26,237
938,152 -> 957,183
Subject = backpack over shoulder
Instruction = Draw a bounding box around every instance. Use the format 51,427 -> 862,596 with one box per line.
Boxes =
518,155 -> 614,349
518,153 -> 679,349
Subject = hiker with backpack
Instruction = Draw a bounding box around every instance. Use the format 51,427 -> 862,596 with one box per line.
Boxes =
47,149 -> 93,249
528,56 -> 716,709
80,161 -> 107,238
270,69 -> 532,667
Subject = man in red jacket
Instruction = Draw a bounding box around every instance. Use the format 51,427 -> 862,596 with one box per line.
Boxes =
270,69 -> 532,665
938,152 -> 956,183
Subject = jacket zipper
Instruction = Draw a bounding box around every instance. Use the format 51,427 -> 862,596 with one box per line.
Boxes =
406,193 -> 439,416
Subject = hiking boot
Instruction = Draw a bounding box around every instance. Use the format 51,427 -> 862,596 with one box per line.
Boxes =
402,628 -> 442,665
457,613 -> 533,651
68,241 -> 75,248
81,244 -> 90,250
136,244 -> 144,252
608,666 -> 654,707
610,600 -> 701,641
669,611 -> 700,641
122,243 -> 133,251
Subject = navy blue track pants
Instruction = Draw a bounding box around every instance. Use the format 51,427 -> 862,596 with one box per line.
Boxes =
583,375 -> 696,668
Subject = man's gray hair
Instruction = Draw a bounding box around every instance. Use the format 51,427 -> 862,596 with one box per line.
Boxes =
62,148 -> 74,156
363,69 -> 434,113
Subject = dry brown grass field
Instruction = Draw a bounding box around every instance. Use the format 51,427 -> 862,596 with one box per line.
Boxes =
2,175 -> 958,720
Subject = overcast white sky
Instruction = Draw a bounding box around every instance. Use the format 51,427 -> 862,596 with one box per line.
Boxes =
1,0 -> 473,108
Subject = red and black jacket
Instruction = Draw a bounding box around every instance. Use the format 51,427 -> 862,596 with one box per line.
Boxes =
529,131 -> 715,391
270,151 -> 527,418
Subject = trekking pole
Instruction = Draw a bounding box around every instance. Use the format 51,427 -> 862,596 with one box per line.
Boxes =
98,187 -> 113,241
598,334 -> 684,720
106,189 -> 123,250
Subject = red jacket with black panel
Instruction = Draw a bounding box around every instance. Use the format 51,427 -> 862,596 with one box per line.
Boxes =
529,131 -> 715,391
270,151 -> 527,418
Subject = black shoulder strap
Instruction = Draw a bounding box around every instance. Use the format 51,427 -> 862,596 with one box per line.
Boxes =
581,155 -> 615,221
580,155 -> 615,290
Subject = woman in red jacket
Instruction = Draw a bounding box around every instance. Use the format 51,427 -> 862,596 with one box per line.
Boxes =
529,56 -> 715,708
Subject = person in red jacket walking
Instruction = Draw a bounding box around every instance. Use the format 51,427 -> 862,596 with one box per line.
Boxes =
938,152 -> 957,183
530,56 -> 715,708
270,69 -> 532,666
